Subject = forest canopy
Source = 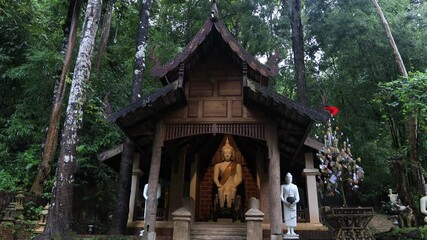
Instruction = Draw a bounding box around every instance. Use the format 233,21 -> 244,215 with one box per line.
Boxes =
0,0 -> 426,224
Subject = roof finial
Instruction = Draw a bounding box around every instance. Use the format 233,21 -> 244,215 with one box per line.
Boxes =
210,0 -> 219,22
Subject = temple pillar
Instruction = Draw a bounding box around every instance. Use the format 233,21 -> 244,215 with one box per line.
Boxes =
145,121 -> 164,238
266,122 -> 282,239
189,154 -> 198,221
303,152 -> 321,224
169,146 -> 187,220
128,152 -> 142,222
256,148 -> 270,222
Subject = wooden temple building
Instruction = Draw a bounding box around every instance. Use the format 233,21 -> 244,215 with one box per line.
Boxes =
105,2 -> 330,239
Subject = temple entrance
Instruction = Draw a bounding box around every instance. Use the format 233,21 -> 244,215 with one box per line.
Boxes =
197,135 -> 259,222
175,134 -> 261,222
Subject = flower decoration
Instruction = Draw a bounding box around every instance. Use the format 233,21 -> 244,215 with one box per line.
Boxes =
316,118 -> 364,206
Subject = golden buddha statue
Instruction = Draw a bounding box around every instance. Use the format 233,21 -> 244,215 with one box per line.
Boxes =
213,138 -> 243,208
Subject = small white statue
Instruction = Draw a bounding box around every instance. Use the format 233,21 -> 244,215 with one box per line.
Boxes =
281,172 -> 300,238
388,188 -> 398,204
140,183 -> 161,237
420,184 -> 427,225
143,183 -> 162,219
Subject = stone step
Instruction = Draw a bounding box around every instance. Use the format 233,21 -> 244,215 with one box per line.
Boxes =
190,223 -> 246,240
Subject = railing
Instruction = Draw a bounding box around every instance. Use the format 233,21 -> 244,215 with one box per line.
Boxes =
164,123 -> 265,141
134,206 -> 166,221
297,208 -> 309,223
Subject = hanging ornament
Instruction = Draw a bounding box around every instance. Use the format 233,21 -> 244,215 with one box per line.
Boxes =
324,105 -> 340,116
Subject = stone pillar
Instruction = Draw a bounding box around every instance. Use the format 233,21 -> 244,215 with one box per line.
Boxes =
303,152 -> 321,224
128,152 -> 142,222
266,122 -> 282,240
1,203 -> 16,222
256,148 -> 270,223
14,192 -> 25,218
172,207 -> 191,240
245,197 -> 264,240
169,146 -> 187,220
35,204 -> 50,233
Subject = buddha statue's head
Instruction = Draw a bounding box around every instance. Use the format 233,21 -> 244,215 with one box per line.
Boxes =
222,138 -> 234,162
285,172 -> 293,184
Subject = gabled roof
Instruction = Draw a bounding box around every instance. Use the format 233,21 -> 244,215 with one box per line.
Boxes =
107,3 -> 329,161
243,79 -> 329,162
107,80 -> 186,150
151,4 -> 277,86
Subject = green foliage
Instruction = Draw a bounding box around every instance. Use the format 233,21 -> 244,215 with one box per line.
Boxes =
378,72 -> 427,121
374,227 -> 427,240
0,170 -> 19,192
24,201 -> 44,221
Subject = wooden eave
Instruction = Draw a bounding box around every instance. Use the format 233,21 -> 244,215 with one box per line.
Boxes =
107,80 -> 186,153
243,79 -> 329,163
151,18 -> 276,86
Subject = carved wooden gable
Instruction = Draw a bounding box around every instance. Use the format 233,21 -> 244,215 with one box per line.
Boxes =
163,45 -> 264,124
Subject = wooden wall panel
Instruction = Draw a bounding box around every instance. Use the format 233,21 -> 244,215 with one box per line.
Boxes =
218,80 -> 242,96
165,108 -> 185,119
231,100 -> 243,117
189,81 -> 213,97
203,100 -> 227,117
187,101 -> 199,118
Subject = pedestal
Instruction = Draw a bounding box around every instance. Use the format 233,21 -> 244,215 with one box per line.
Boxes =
283,233 -> 300,239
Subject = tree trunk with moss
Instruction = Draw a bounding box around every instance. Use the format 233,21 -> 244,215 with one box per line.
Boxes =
30,0 -> 82,196
35,0 -> 102,238
109,0 -> 153,234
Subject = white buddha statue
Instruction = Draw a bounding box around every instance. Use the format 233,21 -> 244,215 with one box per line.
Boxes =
281,172 -> 300,237
420,184 -> 427,225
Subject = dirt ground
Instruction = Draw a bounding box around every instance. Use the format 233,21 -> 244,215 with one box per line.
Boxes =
367,213 -> 394,235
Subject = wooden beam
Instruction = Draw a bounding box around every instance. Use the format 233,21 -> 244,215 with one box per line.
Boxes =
145,121 -> 164,235
97,144 -> 123,161
266,120 -> 283,239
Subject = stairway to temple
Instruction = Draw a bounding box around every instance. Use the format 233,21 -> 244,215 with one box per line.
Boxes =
190,222 -> 247,240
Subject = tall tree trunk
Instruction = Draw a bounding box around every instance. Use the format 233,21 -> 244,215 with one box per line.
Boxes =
109,0 -> 153,234
35,0 -> 102,239
30,0 -> 83,196
288,0 -> 307,104
109,137 -> 135,234
95,0 -> 115,70
371,0 -> 424,219
371,0 -> 408,78
389,157 -> 412,206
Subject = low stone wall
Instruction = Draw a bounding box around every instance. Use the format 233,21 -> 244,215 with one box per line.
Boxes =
0,221 -> 36,240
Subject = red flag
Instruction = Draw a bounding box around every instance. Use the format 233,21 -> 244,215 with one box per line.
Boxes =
324,106 -> 339,116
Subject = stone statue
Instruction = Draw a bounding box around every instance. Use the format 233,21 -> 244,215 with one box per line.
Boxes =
420,184 -> 427,225
213,138 -> 242,208
143,183 -> 161,219
281,172 -> 300,238
388,188 -> 398,204
393,199 -> 416,227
